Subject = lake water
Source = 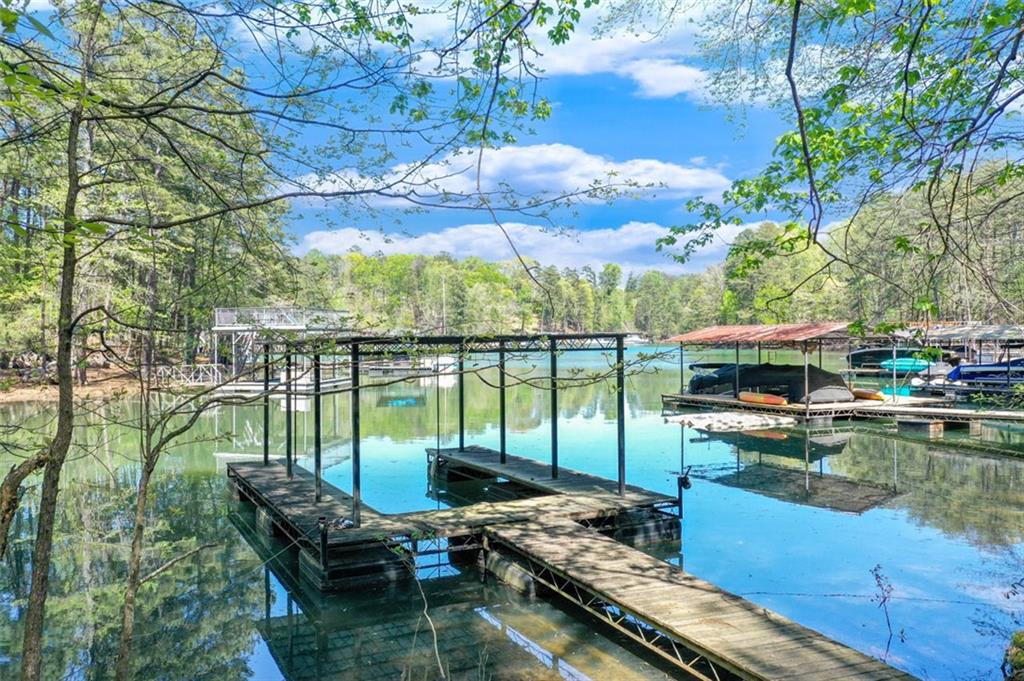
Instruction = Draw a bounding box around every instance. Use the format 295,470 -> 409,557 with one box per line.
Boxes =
1,346 -> 1022,679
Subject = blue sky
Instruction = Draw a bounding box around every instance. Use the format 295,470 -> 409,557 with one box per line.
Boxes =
26,0 -> 789,276
291,14 -> 792,275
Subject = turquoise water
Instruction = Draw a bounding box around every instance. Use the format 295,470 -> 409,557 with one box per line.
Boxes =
1,346 -> 1022,679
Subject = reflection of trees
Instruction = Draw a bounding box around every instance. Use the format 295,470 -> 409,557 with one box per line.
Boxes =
0,468 -> 264,679
829,433 -> 1024,548
202,364 -> 674,448
968,545 -> 1024,665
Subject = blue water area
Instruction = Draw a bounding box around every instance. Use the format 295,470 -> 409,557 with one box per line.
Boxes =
1,346 -> 1022,679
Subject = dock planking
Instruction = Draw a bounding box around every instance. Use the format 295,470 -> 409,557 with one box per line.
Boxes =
229,449 -> 675,550
429,445 -> 674,507
230,448 -> 914,681
228,461 -> 417,545
488,518 -> 917,681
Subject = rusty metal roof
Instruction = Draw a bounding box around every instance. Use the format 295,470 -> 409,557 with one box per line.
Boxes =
667,322 -> 850,344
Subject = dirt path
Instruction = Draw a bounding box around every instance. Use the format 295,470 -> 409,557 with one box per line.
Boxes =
0,368 -> 138,405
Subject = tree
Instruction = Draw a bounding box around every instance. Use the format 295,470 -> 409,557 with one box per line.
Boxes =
0,0 -> 622,677
659,0 -> 1024,324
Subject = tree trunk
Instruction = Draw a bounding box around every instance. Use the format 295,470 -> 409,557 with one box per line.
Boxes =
0,455 -> 47,559
19,217 -> 78,681
114,457 -> 155,681
18,52 -> 90,681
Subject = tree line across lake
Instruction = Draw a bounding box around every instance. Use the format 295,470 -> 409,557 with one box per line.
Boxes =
5,206 -> 1024,368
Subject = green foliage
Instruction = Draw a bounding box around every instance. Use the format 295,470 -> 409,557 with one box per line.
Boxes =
1009,631 -> 1024,675
671,0 -> 1024,321
294,226 -> 851,339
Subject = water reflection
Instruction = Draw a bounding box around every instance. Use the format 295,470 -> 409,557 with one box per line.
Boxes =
0,348 -> 1022,679
231,503 -> 674,681
687,428 -> 901,514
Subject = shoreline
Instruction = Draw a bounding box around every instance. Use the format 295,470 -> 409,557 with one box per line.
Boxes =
0,369 -> 138,405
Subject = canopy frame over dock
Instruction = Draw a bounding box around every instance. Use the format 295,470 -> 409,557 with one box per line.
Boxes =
211,307 -> 351,376
251,333 -> 629,528
666,323 -> 851,418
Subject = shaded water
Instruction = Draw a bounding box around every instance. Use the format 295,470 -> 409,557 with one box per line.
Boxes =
0,346 -> 1022,679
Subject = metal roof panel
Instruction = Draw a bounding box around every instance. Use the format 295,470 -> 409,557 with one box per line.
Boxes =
667,322 -> 850,344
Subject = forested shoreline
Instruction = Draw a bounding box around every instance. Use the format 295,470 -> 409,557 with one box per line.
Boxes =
295,205 -> 1024,340
6,212 -> 1024,368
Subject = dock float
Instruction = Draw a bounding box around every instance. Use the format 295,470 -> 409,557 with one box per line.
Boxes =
488,518 -> 916,681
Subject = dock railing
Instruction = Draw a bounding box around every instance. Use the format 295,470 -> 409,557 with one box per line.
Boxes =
152,364 -> 224,386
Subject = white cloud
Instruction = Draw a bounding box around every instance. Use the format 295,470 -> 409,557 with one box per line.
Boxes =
527,10 -> 708,100
617,59 -> 708,99
309,143 -> 730,205
233,4 -> 710,101
298,219 -> 753,274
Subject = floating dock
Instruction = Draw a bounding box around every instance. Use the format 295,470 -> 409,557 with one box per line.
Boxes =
228,447 -> 679,589
488,518 -> 914,681
662,392 -> 1024,425
229,446 -> 917,680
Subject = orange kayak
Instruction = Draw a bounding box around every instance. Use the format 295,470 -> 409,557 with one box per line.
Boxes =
744,430 -> 789,440
852,388 -> 886,401
738,391 -> 788,406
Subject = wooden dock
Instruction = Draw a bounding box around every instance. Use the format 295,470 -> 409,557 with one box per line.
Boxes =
488,518 -> 916,681
428,444 -> 668,506
228,447 -> 679,588
229,446 -> 916,680
662,392 -> 1024,424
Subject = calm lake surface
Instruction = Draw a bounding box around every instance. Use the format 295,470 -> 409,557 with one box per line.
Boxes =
1,346 -> 1023,679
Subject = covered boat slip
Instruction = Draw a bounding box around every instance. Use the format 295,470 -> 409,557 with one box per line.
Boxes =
668,322 -> 857,410
663,322 -> 1024,425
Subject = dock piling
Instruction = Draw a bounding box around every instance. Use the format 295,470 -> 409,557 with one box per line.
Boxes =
262,343 -> 270,466
733,341 -> 740,398
350,342 -> 361,527
285,351 -> 293,478
499,339 -> 507,464
803,342 -> 810,422
313,353 -> 322,502
458,342 -> 465,451
550,337 -> 558,479
318,515 -> 328,569
678,342 -> 685,392
617,335 -> 625,496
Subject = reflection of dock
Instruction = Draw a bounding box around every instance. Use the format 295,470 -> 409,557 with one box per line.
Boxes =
230,446 -> 914,681
685,427 -> 902,514
707,463 -> 901,514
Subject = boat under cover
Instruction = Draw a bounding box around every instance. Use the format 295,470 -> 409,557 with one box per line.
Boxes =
947,357 -> 1024,384
688,363 -> 854,404
847,347 -> 919,369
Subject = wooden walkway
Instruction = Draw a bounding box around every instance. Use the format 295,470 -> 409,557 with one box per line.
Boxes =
229,450 -> 676,551
488,518 -> 916,681
229,448 -> 915,681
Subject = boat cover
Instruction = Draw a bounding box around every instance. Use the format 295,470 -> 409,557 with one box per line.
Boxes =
688,363 -> 854,403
